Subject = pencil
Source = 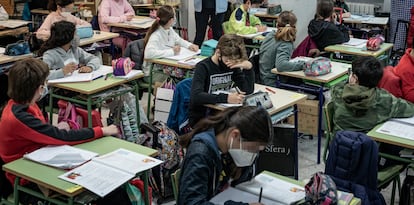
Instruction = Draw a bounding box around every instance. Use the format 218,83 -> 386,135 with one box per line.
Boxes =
265,87 -> 276,94
259,187 -> 263,202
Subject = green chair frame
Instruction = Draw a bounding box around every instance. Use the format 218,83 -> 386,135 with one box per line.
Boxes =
171,168 -> 181,203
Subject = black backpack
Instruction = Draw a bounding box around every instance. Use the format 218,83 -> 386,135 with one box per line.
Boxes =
123,39 -> 145,70
400,175 -> 414,205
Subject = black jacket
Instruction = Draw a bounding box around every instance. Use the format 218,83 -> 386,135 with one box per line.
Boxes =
308,19 -> 350,51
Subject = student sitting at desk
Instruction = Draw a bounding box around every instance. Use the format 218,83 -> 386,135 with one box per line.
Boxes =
259,11 -> 305,87
393,37 -> 414,103
178,106 -> 272,205
38,21 -> 101,80
98,0 -> 135,52
225,0 -> 267,35
0,58 -> 125,205
36,0 -> 91,41
143,5 -> 198,84
331,56 -> 414,168
308,0 -> 349,51
333,0 -> 351,18
188,34 -> 254,127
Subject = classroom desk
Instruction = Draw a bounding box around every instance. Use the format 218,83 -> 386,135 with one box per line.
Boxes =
254,11 -> 279,27
132,3 -> 180,27
271,61 -> 350,164
48,67 -> 144,128
107,16 -> 155,30
2,136 -> 157,205
207,84 -> 307,179
211,170 -> 361,205
79,31 -> 120,46
324,42 -> 393,64
0,54 -> 33,74
30,9 -> 50,29
343,17 -> 389,25
0,20 -> 30,37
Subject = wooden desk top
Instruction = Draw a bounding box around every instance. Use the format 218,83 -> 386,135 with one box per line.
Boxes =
272,61 -> 350,84
0,53 -> 33,65
343,17 -> 389,25
79,31 -> 120,46
107,16 -> 154,30
367,124 -> 414,150
206,84 -> 307,116
2,137 -> 158,197
49,68 -> 144,95
145,56 -> 206,70
254,12 -> 279,19
324,43 -> 393,58
132,2 -> 180,9
0,26 -> 29,37
30,9 -> 50,15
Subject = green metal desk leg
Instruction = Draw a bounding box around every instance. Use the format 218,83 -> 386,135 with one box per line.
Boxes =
87,96 -> 93,128
143,171 -> 150,205
49,87 -> 54,124
134,82 -> 141,126
13,177 -> 19,205
147,63 -> 154,119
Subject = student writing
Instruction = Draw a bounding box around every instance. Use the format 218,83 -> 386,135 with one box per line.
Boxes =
226,0 -> 267,35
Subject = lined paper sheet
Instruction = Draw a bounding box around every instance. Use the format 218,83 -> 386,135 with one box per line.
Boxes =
376,121 -> 414,141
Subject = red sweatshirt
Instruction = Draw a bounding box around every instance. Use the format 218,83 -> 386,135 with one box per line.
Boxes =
0,100 -> 103,184
394,48 -> 414,103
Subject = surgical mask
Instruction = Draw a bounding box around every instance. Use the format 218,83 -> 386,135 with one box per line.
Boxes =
71,35 -> 80,48
228,137 -> 257,167
218,57 -> 229,69
38,83 -> 48,101
171,18 -> 177,27
61,9 -> 72,17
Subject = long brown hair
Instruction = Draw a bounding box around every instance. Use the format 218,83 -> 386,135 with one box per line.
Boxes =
275,11 -> 297,42
48,0 -> 74,11
143,5 -> 175,47
179,106 -> 273,148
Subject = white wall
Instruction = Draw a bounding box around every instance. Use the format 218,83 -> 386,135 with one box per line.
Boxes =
183,0 -> 317,47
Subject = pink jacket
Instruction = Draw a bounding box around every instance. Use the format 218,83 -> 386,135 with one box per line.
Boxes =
98,0 -> 135,32
36,11 -> 91,41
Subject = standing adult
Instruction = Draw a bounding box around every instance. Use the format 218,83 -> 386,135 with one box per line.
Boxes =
193,0 -> 228,47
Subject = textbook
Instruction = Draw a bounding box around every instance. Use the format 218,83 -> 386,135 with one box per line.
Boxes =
24,145 -> 98,169
58,148 -> 163,197
337,191 -> 354,205
48,66 -> 113,84
376,116 -> 414,141
210,172 -> 305,205
164,47 -> 201,61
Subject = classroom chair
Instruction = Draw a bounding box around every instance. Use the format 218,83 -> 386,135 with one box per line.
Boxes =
171,168 -> 181,202
322,101 -> 334,163
0,158 -> 13,205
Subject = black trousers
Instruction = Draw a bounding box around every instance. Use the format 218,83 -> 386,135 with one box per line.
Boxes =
194,8 -> 225,47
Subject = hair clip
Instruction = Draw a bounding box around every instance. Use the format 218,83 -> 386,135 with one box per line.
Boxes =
285,24 -> 291,27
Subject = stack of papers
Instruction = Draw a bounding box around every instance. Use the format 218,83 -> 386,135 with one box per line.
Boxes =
342,38 -> 367,48
48,66 -> 113,84
164,47 -> 201,61
177,57 -> 203,66
113,69 -> 143,79
127,17 -> 155,28
376,116 -> 414,141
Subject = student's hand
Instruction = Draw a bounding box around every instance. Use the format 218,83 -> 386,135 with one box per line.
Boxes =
126,15 -> 134,21
173,45 -> 181,55
102,125 -> 120,136
308,48 -> 321,57
228,60 -> 253,70
342,12 -> 351,18
256,25 -> 267,32
188,44 -> 199,52
79,66 -> 93,73
227,93 -> 245,104
63,63 -> 78,75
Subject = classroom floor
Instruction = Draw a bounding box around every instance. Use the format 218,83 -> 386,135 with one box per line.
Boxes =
98,92 -> 401,205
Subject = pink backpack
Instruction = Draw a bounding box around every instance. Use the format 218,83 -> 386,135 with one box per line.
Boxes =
112,57 -> 135,76
304,57 -> 332,76
57,102 -> 82,130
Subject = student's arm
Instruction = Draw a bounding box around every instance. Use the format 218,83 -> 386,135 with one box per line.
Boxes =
36,14 -> 54,41
77,48 -> 101,71
275,43 -> 305,72
43,51 -> 65,80
172,29 -> 192,48
385,90 -> 414,118
144,34 -> 175,58
249,15 -> 262,26
229,8 -> 258,34
190,63 -> 228,105
99,0 -> 128,23
123,0 -> 135,16
67,14 -> 91,27
233,67 -> 254,94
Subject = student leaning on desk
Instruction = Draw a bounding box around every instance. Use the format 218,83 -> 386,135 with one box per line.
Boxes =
225,0 -> 267,35
331,56 -> 414,169
0,58 -> 127,205
178,106 -> 273,205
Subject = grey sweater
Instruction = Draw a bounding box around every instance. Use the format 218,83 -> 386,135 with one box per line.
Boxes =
259,31 -> 305,86
43,46 -> 101,80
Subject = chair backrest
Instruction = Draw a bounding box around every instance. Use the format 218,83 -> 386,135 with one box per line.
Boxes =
377,66 -> 403,98
325,131 -> 379,190
0,158 -> 13,200
171,168 -> 181,202
167,78 -> 192,135
123,39 -> 145,70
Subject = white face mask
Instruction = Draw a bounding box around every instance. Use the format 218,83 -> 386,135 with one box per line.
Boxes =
38,83 -> 48,101
61,8 -> 72,17
228,137 -> 257,167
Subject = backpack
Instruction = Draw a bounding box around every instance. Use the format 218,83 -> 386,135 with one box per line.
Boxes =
305,172 -> 338,205
304,57 -> 332,76
57,101 -> 82,130
140,121 -> 182,203
112,57 -> 135,76
57,100 -> 103,128
400,175 -> 414,205
124,39 -> 145,70
366,35 -> 385,51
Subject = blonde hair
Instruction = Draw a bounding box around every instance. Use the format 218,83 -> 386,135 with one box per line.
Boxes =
275,11 -> 297,42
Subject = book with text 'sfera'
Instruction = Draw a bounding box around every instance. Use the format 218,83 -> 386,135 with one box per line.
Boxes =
58,148 -> 163,197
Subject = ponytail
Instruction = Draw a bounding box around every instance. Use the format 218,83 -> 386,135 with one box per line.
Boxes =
275,11 -> 297,42
143,5 -> 175,48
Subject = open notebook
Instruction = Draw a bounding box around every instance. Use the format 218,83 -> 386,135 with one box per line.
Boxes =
164,47 -> 201,61
48,66 -> 113,84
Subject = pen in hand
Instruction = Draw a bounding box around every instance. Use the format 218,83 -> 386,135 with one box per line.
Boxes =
259,187 -> 263,203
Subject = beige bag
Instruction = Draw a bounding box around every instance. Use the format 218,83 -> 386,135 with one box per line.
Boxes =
0,5 -> 9,21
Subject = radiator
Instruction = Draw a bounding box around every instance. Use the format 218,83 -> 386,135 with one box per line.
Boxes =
347,3 -> 375,16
